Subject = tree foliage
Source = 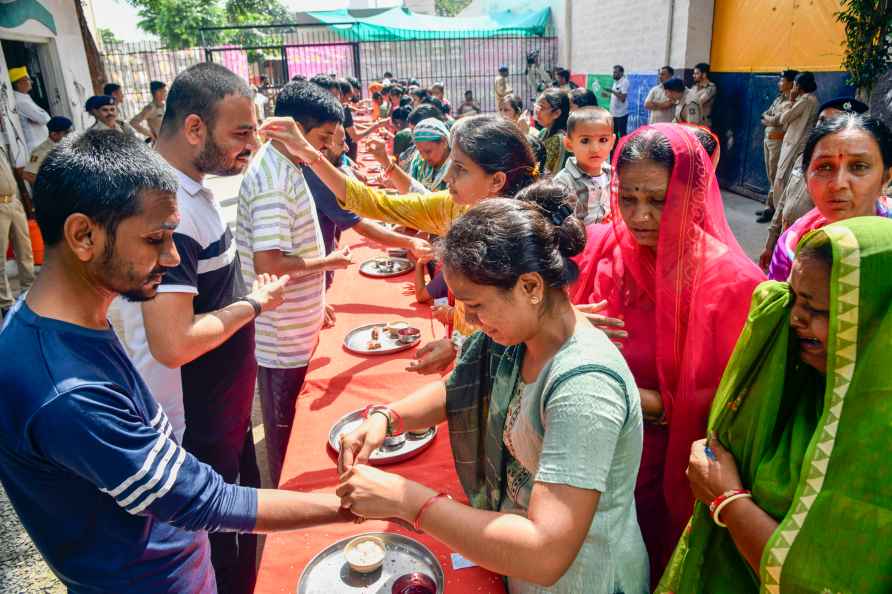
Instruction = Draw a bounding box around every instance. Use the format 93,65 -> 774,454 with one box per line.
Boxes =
125,0 -> 290,49
435,0 -> 473,17
835,0 -> 892,96
98,27 -> 121,46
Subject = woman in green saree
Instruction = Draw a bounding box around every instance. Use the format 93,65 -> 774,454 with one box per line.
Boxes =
658,216 -> 892,593
336,182 -> 649,593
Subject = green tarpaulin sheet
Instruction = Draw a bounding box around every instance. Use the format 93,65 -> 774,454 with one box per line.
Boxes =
307,7 -> 551,41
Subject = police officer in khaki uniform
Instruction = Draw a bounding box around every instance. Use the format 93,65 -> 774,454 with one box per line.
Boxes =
0,146 -> 35,317
22,117 -> 73,186
663,78 -> 704,126
690,62 -> 717,128
86,95 -> 137,137
130,80 -> 167,141
756,70 -> 798,221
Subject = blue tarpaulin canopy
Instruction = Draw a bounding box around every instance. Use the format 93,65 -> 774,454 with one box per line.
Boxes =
307,7 -> 552,41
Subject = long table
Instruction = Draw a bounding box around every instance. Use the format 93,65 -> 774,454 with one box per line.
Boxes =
253,229 -> 506,593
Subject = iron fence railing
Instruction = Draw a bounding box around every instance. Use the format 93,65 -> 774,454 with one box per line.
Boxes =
101,22 -> 558,118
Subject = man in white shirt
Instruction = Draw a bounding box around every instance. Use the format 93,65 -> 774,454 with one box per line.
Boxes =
644,66 -> 677,124
10,67 -> 50,152
602,64 -> 630,138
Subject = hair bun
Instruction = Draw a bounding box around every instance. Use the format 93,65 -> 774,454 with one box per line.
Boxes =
555,214 -> 586,258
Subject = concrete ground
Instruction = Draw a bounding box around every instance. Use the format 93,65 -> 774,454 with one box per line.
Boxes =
0,174 -> 767,592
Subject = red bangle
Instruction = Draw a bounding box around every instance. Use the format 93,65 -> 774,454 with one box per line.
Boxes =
708,489 -> 750,515
413,492 -> 452,532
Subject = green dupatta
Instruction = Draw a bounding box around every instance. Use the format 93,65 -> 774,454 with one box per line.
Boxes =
658,217 -> 892,593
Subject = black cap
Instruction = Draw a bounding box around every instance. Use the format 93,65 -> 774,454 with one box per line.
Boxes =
85,95 -> 115,112
818,97 -> 868,115
47,116 -> 73,132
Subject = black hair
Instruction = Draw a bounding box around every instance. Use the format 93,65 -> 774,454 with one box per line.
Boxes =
427,96 -> 450,115
569,88 -> 598,109
500,94 -> 523,116
441,185 -> 585,291
451,114 -> 537,196
149,80 -> 166,94
291,74 -> 307,82
556,67 -> 571,82
389,86 -> 404,96
408,103 -> 445,125
661,66 -> 675,76
391,105 -> 411,123
539,88 -> 570,135
692,127 -> 718,157
383,71 -> 393,78
802,113 -> 892,173
498,66 -> 509,73
794,71 -> 817,94
613,65 -> 625,74
347,76 -> 361,90
274,80 -> 344,132
310,74 -> 335,90
567,106 -> 613,136
411,88 -> 430,101
798,234 -> 834,268
103,82 -> 121,95
781,69 -> 800,82
695,62 -> 710,75
617,128 -> 675,175
662,78 -> 685,93
399,96 -> 413,108
34,129 -> 177,247
160,63 -> 252,136
409,78 -> 420,86
336,78 -> 352,96
372,91 -> 383,102
464,89 -> 474,97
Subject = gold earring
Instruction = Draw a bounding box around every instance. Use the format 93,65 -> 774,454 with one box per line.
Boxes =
531,296 -> 540,305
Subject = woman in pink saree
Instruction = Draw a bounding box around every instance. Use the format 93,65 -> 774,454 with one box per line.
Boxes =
571,124 -> 765,583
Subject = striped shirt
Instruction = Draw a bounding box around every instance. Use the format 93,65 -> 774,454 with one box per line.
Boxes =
119,167 -> 254,441
236,143 -> 326,369
0,302 -> 256,592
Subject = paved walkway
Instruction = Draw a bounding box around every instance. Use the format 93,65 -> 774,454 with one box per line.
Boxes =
0,175 -> 767,591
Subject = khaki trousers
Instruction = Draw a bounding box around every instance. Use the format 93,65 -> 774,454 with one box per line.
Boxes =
763,137 -> 783,209
0,199 -> 35,310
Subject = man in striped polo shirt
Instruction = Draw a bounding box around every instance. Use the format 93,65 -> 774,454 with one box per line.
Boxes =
120,63 -> 283,594
235,81 -> 351,486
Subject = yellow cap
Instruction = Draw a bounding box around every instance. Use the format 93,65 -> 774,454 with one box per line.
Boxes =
9,66 -> 29,83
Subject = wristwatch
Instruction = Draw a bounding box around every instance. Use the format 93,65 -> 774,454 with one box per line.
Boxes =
242,297 -> 262,319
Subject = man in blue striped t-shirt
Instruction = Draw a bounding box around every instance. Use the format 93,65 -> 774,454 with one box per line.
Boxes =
0,129 -> 353,593
118,63 -> 278,593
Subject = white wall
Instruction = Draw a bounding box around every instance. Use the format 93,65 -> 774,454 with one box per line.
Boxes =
403,0 -> 436,13
1,0 -> 94,164
569,0 -> 714,74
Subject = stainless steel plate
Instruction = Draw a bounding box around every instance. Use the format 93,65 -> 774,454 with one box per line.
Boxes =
344,323 -> 420,356
328,409 -> 437,466
359,257 -> 413,278
297,532 -> 445,594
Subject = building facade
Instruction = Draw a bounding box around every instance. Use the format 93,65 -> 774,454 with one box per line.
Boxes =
564,0 -> 853,198
1,0 -> 93,166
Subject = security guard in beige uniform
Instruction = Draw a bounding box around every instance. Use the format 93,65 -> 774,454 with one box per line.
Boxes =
130,80 -> 167,142
0,145 -> 35,317
22,117 -> 73,185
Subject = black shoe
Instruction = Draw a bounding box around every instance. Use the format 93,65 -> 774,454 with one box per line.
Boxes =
756,208 -> 775,223
755,208 -> 768,216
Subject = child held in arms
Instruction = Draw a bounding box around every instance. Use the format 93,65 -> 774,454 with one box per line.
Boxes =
554,107 -> 616,225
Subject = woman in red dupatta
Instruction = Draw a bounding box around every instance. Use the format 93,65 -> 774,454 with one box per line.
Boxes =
572,123 -> 764,583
